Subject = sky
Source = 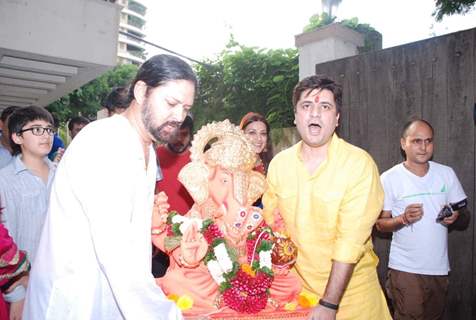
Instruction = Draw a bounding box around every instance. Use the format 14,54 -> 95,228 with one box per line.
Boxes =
142,0 -> 476,62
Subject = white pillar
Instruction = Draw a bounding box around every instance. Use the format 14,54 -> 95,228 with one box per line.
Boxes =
295,23 -> 364,80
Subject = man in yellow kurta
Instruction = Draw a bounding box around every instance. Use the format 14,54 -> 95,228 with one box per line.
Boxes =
263,75 -> 391,320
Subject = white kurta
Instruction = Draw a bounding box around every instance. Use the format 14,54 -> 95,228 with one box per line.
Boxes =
23,115 -> 182,320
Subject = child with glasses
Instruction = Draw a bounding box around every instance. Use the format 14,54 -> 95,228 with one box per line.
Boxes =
0,106 -> 57,316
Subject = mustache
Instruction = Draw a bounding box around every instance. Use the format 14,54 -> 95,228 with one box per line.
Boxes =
163,121 -> 183,129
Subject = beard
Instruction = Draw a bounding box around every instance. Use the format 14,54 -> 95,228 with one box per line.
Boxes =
167,141 -> 189,154
141,103 -> 182,144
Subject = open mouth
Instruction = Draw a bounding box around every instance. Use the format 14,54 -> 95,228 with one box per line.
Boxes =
308,123 -> 321,134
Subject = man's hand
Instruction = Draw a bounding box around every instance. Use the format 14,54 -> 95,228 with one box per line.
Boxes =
307,305 -> 337,320
9,299 -> 24,320
152,192 -> 170,228
53,147 -> 65,164
442,210 -> 459,226
403,203 -> 424,224
153,192 -> 170,216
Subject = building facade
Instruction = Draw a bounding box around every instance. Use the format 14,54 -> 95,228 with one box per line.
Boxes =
116,0 -> 147,65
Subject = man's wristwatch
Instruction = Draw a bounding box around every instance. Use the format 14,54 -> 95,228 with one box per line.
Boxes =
319,299 -> 339,310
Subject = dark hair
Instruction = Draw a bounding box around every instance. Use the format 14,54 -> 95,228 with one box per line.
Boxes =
180,115 -> 193,133
400,118 -> 434,159
292,75 -> 342,114
239,112 -> 273,173
401,118 -> 434,138
103,87 -> 130,111
1,106 -> 21,123
8,106 -> 54,155
128,54 -> 198,101
68,116 -> 90,131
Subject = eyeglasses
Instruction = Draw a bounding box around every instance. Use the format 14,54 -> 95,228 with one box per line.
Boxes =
18,126 -> 55,136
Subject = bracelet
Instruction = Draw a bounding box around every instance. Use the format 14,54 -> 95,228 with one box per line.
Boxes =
319,299 -> 339,311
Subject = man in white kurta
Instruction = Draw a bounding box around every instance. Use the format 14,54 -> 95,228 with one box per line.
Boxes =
24,115 -> 180,319
23,54 -> 197,320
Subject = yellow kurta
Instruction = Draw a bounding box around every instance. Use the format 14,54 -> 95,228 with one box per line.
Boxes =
263,134 -> 391,320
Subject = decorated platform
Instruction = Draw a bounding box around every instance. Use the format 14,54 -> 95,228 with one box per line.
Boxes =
184,308 -> 311,320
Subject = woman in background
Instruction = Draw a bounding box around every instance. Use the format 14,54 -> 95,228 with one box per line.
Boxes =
239,112 -> 273,175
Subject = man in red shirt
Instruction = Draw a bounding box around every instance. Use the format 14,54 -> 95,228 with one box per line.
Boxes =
155,115 -> 194,214
152,115 -> 194,278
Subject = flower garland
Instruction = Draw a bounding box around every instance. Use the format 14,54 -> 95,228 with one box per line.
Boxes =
165,212 -> 275,313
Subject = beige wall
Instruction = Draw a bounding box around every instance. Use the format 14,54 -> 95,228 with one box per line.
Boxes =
295,23 -> 364,80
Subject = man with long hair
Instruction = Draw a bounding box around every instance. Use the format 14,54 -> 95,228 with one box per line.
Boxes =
24,55 -> 197,319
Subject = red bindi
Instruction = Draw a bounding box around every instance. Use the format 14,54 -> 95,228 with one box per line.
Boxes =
314,95 -> 320,103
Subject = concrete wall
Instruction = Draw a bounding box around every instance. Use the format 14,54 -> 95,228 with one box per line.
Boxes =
313,27 -> 476,320
295,23 -> 364,79
0,0 -> 121,107
0,0 -> 120,66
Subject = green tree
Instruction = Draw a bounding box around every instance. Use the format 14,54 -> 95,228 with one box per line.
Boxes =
433,0 -> 476,21
47,64 -> 138,123
193,40 -> 298,130
303,12 -> 336,32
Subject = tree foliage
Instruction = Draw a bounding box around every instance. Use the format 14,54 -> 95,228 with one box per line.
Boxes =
47,64 -> 138,123
433,0 -> 476,21
192,40 -> 298,130
303,12 -> 336,32
340,17 -> 382,53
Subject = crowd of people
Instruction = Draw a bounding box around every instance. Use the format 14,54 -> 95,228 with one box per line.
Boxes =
0,53 -> 469,320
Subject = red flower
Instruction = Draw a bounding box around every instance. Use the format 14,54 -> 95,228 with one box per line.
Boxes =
166,224 -> 174,237
222,270 -> 272,313
203,223 -> 223,244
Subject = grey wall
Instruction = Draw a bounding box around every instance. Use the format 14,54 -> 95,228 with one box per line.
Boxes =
314,27 -> 475,320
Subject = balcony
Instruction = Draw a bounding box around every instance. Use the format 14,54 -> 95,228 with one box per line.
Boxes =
119,22 -> 145,37
118,34 -> 146,51
127,14 -> 145,29
127,0 -> 146,16
117,50 -> 144,65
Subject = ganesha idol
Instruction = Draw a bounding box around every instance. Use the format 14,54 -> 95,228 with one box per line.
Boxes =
152,120 -> 302,317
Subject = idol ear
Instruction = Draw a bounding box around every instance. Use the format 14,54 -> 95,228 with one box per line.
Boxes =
178,161 -> 210,205
232,170 -> 248,207
247,171 -> 267,206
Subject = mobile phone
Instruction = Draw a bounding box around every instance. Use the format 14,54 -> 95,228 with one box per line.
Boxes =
436,205 -> 453,223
